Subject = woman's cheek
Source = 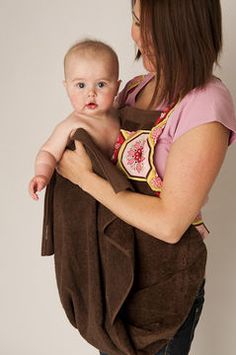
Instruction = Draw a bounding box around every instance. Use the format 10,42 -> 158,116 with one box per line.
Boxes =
131,23 -> 141,48
131,24 -> 136,43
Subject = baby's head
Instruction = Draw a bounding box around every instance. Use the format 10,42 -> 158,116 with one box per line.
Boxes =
63,39 -> 121,114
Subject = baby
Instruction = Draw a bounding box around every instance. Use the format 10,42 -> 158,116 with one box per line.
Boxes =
29,39 -> 121,200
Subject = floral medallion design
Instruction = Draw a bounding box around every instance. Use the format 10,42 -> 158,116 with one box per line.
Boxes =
120,132 -> 151,178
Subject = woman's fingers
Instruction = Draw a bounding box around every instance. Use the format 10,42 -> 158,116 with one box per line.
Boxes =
74,140 -> 86,153
55,139 -> 93,190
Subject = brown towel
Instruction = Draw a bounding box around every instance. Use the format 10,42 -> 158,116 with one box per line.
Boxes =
41,128 -> 207,355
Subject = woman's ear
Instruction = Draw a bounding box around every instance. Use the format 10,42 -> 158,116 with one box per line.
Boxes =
116,79 -> 122,94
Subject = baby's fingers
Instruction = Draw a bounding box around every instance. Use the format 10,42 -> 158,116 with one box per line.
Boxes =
28,179 -> 40,200
37,180 -> 46,192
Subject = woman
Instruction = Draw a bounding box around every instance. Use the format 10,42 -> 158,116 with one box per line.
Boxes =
57,0 -> 236,353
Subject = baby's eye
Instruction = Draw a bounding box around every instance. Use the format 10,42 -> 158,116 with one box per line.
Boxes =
97,81 -> 106,88
76,82 -> 85,89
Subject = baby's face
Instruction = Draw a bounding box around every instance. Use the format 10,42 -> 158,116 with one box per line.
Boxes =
64,52 -> 120,114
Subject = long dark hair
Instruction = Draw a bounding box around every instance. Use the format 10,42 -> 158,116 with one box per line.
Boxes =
131,0 -> 222,106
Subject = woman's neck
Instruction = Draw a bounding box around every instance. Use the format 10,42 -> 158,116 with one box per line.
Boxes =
134,73 -> 164,110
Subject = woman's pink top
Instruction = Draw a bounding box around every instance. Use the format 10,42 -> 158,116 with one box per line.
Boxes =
117,73 -> 236,238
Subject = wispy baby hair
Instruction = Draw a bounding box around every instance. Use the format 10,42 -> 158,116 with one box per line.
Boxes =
64,38 -> 119,79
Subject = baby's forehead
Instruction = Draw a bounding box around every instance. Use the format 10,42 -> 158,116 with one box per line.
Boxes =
66,50 -> 118,76
64,42 -> 119,80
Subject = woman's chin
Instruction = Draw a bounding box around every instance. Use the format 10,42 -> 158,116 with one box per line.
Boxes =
142,56 -> 156,73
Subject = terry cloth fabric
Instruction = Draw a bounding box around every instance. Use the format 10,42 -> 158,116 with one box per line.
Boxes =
41,126 -> 207,354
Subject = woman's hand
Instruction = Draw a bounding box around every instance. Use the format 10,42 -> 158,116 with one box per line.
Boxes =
56,141 -> 93,190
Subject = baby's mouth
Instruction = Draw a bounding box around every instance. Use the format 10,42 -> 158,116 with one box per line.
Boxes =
85,102 -> 98,110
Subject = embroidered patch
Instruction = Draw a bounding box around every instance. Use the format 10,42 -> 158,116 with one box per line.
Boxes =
150,126 -> 163,144
120,132 -> 151,178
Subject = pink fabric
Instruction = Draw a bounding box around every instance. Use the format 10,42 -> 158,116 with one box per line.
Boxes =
120,73 -> 236,179
118,73 -> 236,238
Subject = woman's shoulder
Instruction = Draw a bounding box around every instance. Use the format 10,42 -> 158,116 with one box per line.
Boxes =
182,76 -> 234,108
116,73 -> 152,107
126,74 -> 147,89
170,77 -> 236,145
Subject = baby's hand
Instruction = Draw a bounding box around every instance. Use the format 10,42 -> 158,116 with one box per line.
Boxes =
28,175 -> 48,200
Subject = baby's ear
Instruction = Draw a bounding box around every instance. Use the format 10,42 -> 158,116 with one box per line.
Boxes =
63,80 -> 67,89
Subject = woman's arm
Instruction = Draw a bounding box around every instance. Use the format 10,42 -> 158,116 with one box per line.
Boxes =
57,121 -> 229,243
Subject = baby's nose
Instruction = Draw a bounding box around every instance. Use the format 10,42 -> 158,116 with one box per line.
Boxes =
88,89 -> 96,97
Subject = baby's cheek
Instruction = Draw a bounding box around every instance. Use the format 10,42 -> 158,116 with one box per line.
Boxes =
69,94 -> 82,110
70,94 -> 78,104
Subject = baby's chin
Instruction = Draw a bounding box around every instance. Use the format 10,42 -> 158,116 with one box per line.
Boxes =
74,105 -> 107,115
82,105 -> 106,116
82,104 -> 102,115
73,104 -> 99,114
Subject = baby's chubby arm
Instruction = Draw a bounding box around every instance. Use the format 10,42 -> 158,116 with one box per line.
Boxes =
29,116 -> 80,200
28,111 -> 120,199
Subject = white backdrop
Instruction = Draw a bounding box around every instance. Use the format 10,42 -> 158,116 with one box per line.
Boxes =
0,1 -> 235,354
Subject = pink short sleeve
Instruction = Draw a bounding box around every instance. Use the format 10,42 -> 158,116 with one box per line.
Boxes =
171,78 -> 236,146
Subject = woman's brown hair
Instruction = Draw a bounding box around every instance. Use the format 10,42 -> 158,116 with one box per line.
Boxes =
131,0 -> 222,107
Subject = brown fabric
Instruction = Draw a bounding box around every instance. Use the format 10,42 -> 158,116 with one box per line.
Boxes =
41,107 -> 207,355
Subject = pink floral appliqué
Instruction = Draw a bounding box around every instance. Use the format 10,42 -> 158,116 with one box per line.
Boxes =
151,126 -> 163,143
151,175 -> 163,189
127,139 -> 146,174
